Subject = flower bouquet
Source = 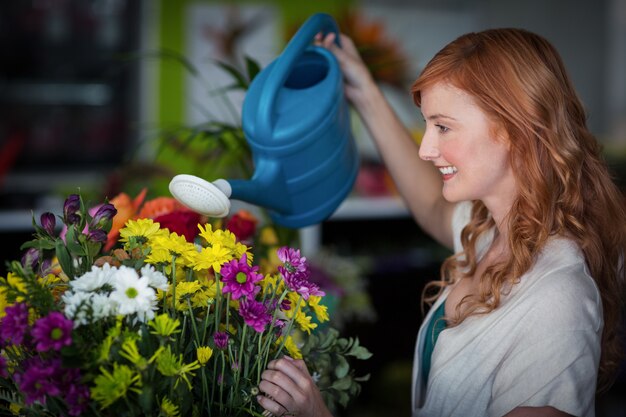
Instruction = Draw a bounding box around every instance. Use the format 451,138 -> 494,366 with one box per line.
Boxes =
0,193 -> 371,416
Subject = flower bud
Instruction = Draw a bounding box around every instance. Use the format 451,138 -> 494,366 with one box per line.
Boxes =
21,247 -> 39,271
63,194 -> 81,225
40,212 -> 56,236
90,203 -> 117,230
88,229 -> 108,243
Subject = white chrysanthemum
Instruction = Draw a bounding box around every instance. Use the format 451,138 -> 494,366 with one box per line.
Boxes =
71,263 -> 117,292
109,266 -> 157,322
63,291 -> 92,327
90,293 -> 114,320
140,264 -> 169,291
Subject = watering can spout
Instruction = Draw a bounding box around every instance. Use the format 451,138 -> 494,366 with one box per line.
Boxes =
227,159 -> 291,214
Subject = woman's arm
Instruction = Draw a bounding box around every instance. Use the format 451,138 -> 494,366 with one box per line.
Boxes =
258,356 -> 333,417
320,33 -> 456,249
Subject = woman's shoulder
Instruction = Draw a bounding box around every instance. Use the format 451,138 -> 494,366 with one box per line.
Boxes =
513,237 -> 602,333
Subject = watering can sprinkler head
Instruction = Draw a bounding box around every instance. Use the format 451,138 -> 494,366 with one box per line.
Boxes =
168,174 -> 232,218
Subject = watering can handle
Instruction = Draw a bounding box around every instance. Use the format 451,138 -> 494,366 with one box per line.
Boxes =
256,13 -> 341,141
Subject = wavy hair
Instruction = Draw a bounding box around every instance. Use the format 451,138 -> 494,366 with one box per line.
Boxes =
411,28 -> 626,392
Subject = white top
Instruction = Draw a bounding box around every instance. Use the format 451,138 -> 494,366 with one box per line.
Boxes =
411,202 -> 603,417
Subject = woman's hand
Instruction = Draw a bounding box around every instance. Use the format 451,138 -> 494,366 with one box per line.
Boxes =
258,356 -> 333,417
315,32 -> 376,107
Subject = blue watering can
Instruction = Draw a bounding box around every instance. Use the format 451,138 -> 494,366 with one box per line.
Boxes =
169,13 -> 359,228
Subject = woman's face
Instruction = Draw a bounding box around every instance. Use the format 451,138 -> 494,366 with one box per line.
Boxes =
419,82 -> 517,216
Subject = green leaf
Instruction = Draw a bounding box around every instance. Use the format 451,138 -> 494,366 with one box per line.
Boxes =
245,56 -> 261,81
334,355 -> 349,379
55,239 -> 74,278
214,60 -> 249,90
20,239 -> 56,251
65,225 -> 86,257
330,375 -> 352,391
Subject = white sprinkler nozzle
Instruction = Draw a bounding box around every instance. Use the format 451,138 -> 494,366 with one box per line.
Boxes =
169,174 -> 231,218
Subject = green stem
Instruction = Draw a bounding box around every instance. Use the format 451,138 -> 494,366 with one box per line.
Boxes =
273,295 -> 303,360
171,254 -> 178,312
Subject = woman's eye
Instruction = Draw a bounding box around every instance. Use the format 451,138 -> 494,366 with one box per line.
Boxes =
435,124 -> 449,133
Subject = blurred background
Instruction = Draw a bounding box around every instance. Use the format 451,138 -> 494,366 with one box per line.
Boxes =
0,0 -> 625,416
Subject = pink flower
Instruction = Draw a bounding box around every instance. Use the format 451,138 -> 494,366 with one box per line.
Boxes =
220,253 -> 263,300
238,298 -> 271,333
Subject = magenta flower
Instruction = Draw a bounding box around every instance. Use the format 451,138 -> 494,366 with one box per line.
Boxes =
277,247 -> 308,274
276,246 -> 324,300
32,312 -> 73,352
239,298 -> 271,333
15,357 -> 63,405
65,383 -> 90,416
213,331 -> 229,350
0,302 -> 30,346
220,253 -> 263,300
281,270 -> 325,300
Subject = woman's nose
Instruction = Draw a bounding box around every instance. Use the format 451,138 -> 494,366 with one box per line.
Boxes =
418,130 -> 440,161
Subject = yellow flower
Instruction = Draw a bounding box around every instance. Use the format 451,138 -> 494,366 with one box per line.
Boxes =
119,218 -> 167,246
149,313 -> 181,337
197,223 -> 215,244
119,338 -> 148,370
194,244 -> 233,273
259,226 -> 279,245
6,273 -> 27,302
91,363 -> 142,408
260,274 -> 283,296
294,311 -> 318,334
275,335 -> 302,359
0,287 -> 8,319
308,295 -> 329,323
174,281 -> 202,310
196,346 -> 213,365
160,397 -> 180,417
154,346 -> 200,389
146,233 -> 197,269
9,402 -> 21,415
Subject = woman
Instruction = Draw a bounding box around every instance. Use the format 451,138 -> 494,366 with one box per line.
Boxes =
257,28 -> 626,417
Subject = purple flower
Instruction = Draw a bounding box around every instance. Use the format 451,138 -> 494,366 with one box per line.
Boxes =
277,246 -> 324,300
87,228 -> 108,243
213,331 -> 229,350
31,312 -> 73,352
238,298 -> 271,333
90,203 -> 117,229
63,194 -> 81,226
277,247 -> 308,274
280,270 -> 325,301
220,253 -> 263,300
65,383 -> 90,416
15,357 -> 63,405
0,302 -> 30,346
40,212 -> 56,236
21,248 -> 39,271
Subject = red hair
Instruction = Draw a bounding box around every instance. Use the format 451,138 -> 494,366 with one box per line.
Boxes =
412,28 -> 626,392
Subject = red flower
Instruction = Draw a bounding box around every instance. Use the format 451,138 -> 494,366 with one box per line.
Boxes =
226,210 -> 258,242
154,210 -> 201,242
